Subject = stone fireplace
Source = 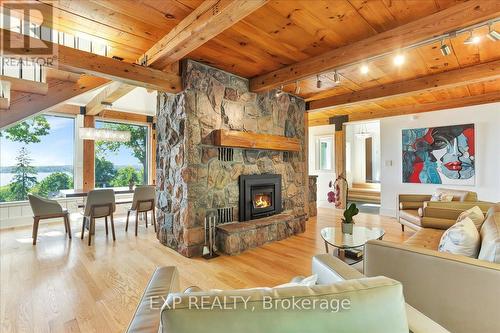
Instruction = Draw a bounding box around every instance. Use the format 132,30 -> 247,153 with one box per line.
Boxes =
156,60 -> 307,257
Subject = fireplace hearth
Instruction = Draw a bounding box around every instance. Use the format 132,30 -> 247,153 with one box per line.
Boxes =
239,174 -> 282,221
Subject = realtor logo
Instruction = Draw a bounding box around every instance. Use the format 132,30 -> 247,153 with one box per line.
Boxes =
1,0 -> 55,56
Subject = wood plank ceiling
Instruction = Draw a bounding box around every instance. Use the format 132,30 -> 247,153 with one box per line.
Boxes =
5,0 -> 500,124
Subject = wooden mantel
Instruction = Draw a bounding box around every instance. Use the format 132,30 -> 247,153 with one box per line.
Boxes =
213,129 -> 300,152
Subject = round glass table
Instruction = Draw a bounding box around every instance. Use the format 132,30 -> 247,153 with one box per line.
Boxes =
320,226 -> 385,265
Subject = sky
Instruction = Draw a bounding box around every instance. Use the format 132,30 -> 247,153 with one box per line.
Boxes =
0,115 -> 141,168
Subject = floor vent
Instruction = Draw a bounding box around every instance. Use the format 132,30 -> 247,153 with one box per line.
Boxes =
218,147 -> 234,162
217,207 -> 234,224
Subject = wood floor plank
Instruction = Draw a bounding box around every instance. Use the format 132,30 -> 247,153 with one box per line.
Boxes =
0,208 -> 412,332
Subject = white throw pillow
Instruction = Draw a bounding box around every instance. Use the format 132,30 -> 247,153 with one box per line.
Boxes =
456,206 -> 484,230
275,274 -> 318,288
478,208 -> 500,263
438,217 -> 480,258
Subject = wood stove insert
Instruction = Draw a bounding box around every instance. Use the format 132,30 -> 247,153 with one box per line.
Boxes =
239,174 -> 282,221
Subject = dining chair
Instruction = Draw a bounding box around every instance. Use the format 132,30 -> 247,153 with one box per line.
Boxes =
81,189 -> 116,246
28,194 -> 71,245
126,185 -> 156,236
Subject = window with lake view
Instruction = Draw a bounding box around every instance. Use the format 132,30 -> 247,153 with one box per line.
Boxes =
94,120 -> 148,189
0,114 -> 75,202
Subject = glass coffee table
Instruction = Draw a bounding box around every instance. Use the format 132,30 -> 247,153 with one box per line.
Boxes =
320,226 -> 385,265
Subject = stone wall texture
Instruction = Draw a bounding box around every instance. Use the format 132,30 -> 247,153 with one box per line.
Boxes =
156,60 -> 307,257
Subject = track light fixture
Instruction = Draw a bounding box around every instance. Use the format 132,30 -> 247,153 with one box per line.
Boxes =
275,85 -> 284,98
487,23 -> 500,41
463,31 -> 480,44
440,40 -> 451,56
316,75 -> 322,89
295,81 -> 301,94
333,70 -> 340,84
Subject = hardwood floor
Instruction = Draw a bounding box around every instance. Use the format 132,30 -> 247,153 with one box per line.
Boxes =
0,208 -> 413,332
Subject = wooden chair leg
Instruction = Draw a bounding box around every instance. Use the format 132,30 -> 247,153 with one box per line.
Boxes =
81,217 -> 86,240
105,216 -> 109,235
152,208 -> 157,233
110,214 -> 116,241
145,211 -> 148,228
401,224 -> 405,232
125,211 -> 130,231
63,216 -> 68,233
32,217 -> 40,245
88,218 -> 94,246
65,214 -> 72,239
135,211 -> 139,236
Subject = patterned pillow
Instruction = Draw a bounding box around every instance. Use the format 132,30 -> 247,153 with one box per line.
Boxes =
430,193 -> 454,202
438,217 -> 480,258
456,206 -> 485,230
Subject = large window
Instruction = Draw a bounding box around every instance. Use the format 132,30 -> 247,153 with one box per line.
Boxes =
94,120 -> 148,188
317,136 -> 334,171
0,114 -> 75,202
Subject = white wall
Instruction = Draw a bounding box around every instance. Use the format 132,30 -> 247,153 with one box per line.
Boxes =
380,102 -> 500,217
309,125 -> 336,207
345,121 -> 380,185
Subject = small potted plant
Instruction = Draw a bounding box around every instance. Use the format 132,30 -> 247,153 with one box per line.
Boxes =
342,203 -> 359,234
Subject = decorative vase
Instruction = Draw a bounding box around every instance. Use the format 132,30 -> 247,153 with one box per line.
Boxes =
342,222 -> 353,235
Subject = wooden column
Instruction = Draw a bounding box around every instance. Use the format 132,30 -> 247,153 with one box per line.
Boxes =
82,115 -> 95,191
330,116 -> 347,209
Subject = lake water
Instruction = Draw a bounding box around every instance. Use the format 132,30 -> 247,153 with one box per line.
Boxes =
0,172 -> 72,186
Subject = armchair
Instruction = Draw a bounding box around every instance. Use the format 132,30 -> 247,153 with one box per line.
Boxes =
28,194 -> 71,245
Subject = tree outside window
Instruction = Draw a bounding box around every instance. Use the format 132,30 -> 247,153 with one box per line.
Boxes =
94,120 -> 148,188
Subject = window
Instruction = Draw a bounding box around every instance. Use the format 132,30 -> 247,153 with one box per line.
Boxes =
94,120 -> 148,188
317,136 -> 334,171
0,114 -> 75,202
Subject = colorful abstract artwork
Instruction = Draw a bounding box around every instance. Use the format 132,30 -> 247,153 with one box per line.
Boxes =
402,124 -> 475,185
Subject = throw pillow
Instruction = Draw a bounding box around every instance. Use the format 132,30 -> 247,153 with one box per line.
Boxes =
478,207 -> 500,263
438,217 -> 480,258
430,193 -> 454,202
274,274 -> 318,288
456,206 -> 485,230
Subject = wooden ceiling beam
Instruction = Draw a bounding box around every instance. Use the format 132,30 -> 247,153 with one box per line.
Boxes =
309,90 -> 500,126
1,29 -> 181,93
0,76 -> 108,129
44,68 -> 81,83
307,60 -> 500,111
0,75 -> 48,95
250,0 -> 500,92
85,82 -> 136,116
140,0 -> 269,69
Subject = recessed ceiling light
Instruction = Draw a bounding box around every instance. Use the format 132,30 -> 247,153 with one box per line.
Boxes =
360,65 -> 369,74
393,54 -> 405,66
464,31 -> 481,44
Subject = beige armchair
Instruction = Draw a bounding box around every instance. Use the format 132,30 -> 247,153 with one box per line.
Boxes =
126,185 -> 156,236
81,189 -> 116,246
28,194 -> 71,245
398,188 -> 479,231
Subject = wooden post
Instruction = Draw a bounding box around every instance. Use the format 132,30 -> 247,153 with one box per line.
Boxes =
82,115 -> 95,192
335,127 -> 347,209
